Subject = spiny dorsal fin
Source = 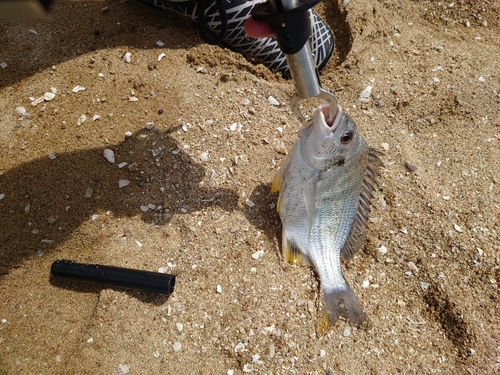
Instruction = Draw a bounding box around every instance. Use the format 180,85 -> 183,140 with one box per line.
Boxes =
340,148 -> 384,260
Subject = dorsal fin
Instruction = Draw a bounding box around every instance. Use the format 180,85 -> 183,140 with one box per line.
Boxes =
340,148 -> 384,260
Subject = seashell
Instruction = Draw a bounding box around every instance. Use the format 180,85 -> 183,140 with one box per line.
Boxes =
72,85 -> 86,93
103,149 -> 115,163
31,97 -> 44,107
15,107 -> 27,115
43,92 -> 55,101
77,114 -> 87,125
358,85 -> 372,103
267,96 -> 280,106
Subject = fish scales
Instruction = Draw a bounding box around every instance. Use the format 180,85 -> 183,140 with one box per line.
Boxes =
272,104 -> 383,326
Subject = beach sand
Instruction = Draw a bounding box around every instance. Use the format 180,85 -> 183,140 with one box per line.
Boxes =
1,0 -> 499,373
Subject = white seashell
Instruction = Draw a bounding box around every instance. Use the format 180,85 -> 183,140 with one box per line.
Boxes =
72,85 -> 86,93
478,76 -> 485,82
103,149 -> 115,163
156,40 -> 164,47
117,364 -> 130,375
176,323 -> 184,332
0,62 -> 7,69
31,97 -> 44,107
216,284 -> 222,293
125,131 -> 133,138
118,180 -> 130,188
118,162 -> 127,168
454,224 -> 463,232
234,342 -> 245,353
48,152 -> 56,160
145,122 -> 154,129
358,85 -> 372,103
251,250 -> 264,260
28,29 -> 38,35
245,199 -> 255,207
92,114 -> 101,121
378,245 -> 388,255
98,72 -> 104,78
172,342 -> 182,352
129,96 -> 138,102
0,193 -> 5,200
77,114 -> 87,125
43,92 -> 55,101
199,152 -> 208,162
267,96 -> 280,106
158,53 -> 166,62
15,107 -> 27,115
123,52 -> 132,63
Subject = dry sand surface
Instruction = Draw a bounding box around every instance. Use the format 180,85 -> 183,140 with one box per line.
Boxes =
1,0 -> 499,374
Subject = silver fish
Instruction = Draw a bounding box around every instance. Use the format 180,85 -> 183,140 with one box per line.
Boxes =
272,104 -> 383,325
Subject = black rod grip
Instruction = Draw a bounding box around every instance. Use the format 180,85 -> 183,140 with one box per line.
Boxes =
50,260 -> 175,295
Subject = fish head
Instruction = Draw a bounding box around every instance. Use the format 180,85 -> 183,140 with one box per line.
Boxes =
299,104 -> 362,170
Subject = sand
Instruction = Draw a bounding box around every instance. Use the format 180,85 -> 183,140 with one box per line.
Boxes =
0,0 -> 499,374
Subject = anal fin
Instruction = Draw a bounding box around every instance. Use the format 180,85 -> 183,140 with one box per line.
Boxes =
282,230 -> 303,265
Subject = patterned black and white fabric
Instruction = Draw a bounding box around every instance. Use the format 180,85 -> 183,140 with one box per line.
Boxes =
137,0 -> 334,77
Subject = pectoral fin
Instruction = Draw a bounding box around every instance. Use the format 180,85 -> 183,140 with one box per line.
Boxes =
302,179 -> 317,239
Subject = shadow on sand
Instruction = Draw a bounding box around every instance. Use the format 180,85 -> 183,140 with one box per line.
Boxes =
0,125 -> 242,278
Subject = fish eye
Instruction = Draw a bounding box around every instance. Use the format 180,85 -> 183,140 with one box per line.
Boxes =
341,130 -> 353,144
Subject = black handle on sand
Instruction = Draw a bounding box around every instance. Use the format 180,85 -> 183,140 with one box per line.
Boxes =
50,260 -> 175,295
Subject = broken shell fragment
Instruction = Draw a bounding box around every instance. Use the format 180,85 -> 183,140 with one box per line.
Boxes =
72,85 -> 86,93
77,114 -> 87,125
15,107 -> 27,115
267,96 -> 280,106
31,97 -> 44,107
358,85 -> 372,103
43,92 -> 55,101
103,149 -> 115,163
118,180 -> 130,188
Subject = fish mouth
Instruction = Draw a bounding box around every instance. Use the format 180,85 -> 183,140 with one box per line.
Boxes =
319,104 -> 341,131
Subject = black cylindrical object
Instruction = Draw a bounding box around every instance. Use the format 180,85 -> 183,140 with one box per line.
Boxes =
50,260 -> 175,295
251,0 -> 322,55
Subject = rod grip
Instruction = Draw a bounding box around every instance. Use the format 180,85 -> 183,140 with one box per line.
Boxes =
50,260 -> 175,295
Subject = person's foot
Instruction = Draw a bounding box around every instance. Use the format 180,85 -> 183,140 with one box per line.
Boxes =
137,0 -> 334,77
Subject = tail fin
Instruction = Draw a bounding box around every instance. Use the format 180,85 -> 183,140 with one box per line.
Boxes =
322,284 -> 366,325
